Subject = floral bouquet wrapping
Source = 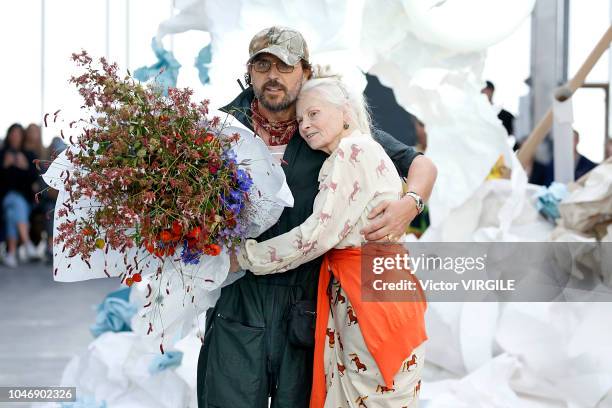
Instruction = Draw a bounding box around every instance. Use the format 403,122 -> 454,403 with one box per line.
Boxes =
43,52 -> 293,342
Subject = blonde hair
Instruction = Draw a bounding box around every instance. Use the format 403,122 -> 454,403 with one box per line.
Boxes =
299,65 -> 371,134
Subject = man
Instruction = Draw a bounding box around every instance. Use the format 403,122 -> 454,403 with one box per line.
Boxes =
197,26 -> 437,408
482,80 -> 515,139
573,129 -> 598,180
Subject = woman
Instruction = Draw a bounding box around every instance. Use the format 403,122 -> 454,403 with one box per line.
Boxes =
24,123 -> 46,161
0,123 -> 39,267
24,123 -> 48,254
232,75 -> 428,407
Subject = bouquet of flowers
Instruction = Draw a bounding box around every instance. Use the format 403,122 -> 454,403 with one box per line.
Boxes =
43,51 -> 293,341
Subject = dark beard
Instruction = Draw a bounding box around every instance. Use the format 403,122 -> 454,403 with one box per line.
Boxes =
254,80 -> 300,112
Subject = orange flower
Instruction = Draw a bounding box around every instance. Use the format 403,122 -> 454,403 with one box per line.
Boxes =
204,244 -> 221,256
171,220 -> 182,238
186,226 -> 201,240
159,230 -> 174,243
125,277 -> 134,287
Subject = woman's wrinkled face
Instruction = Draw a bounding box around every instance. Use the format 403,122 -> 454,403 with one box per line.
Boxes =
296,91 -> 345,154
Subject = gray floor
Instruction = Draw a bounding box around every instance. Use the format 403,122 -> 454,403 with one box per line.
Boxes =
0,261 -> 120,406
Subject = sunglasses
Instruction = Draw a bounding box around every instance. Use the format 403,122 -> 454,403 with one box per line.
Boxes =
249,59 -> 296,73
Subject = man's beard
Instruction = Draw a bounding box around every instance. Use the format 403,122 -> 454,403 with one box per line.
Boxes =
254,80 -> 301,112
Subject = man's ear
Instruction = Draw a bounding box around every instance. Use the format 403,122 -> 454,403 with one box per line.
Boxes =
245,65 -> 253,85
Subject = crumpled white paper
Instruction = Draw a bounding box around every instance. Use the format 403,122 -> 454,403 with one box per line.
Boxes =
420,153 -> 553,242
156,0 -> 210,48
52,332 -> 194,408
498,303 -> 612,407
421,354 -> 523,407
558,158 -> 612,234
360,0 -> 534,226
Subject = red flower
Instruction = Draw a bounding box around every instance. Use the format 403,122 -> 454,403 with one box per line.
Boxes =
204,244 -> 221,256
186,226 -> 201,240
226,216 -> 237,229
159,230 -> 174,243
172,220 -> 182,238
133,273 -> 142,282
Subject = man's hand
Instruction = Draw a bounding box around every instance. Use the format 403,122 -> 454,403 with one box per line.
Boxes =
360,198 -> 418,241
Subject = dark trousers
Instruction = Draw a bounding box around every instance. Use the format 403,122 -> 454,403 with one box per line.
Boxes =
197,270 -> 317,408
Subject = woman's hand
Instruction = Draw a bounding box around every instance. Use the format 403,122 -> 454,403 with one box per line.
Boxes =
3,152 -> 15,168
229,250 -> 242,273
15,152 -> 29,170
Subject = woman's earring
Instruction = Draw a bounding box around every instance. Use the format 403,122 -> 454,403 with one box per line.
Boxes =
343,122 -> 350,130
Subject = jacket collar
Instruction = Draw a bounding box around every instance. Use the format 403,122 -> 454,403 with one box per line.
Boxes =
220,87 -> 255,131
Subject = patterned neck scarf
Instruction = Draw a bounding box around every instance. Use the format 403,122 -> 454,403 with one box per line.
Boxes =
250,98 -> 298,146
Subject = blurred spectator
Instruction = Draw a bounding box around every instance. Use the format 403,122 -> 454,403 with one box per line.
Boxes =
0,124 -> 39,268
482,81 -> 516,143
24,124 -> 48,253
574,129 -> 598,180
25,124 -> 45,161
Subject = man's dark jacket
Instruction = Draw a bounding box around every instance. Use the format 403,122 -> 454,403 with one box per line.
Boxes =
197,87 -> 421,408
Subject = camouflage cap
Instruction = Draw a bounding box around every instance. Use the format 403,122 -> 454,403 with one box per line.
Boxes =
248,26 -> 309,66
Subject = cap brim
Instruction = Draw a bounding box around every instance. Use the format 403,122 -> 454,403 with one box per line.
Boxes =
248,45 -> 302,66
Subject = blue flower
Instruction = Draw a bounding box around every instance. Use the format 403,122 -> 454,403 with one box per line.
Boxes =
236,169 -> 253,192
181,240 -> 202,265
221,188 -> 246,215
223,148 -> 237,162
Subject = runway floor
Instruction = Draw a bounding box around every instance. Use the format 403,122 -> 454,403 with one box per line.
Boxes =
0,261 -> 120,407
